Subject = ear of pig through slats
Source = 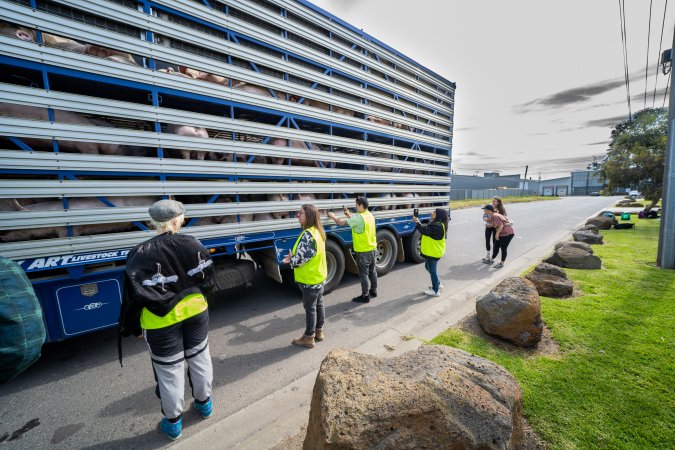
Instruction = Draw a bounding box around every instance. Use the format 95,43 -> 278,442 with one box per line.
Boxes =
165,124 -> 210,160
0,22 -> 36,41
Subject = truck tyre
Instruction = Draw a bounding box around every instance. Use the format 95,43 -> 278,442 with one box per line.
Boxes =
324,239 -> 345,294
374,229 -> 397,276
403,229 -> 425,263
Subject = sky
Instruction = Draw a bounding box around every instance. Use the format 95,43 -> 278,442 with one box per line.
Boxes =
309,0 -> 674,180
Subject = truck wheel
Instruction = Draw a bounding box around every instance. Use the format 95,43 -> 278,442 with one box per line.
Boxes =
375,229 -> 397,276
403,229 -> 425,263
324,239 -> 345,294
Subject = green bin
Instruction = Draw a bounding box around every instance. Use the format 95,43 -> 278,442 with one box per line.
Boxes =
621,212 -> 631,220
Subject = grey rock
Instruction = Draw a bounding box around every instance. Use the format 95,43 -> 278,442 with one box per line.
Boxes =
585,216 -> 615,230
578,224 -> 599,233
304,346 -> 524,450
573,231 -> 604,245
476,277 -> 543,347
525,264 -> 573,298
554,241 -> 594,254
545,246 -> 601,270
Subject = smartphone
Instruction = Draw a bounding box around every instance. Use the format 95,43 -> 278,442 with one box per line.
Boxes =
413,208 -> 419,218
342,205 -> 348,212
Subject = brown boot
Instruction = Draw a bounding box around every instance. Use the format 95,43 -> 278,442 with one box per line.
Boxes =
292,334 -> 315,348
314,328 -> 324,342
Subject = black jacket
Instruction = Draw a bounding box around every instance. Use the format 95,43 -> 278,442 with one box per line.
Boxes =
118,232 -> 216,338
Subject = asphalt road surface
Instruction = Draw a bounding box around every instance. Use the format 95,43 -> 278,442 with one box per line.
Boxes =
0,196 -> 616,449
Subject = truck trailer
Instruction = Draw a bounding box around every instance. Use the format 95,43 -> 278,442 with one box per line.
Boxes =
0,0 -> 454,343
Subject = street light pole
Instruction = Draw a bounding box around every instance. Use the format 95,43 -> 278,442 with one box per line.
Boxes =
657,34 -> 674,269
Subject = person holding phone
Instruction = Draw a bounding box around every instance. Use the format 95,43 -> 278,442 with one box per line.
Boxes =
412,208 -> 449,297
283,204 -> 327,348
327,196 -> 377,303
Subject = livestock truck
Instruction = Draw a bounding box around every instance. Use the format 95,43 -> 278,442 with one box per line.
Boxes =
0,0 -> 454,343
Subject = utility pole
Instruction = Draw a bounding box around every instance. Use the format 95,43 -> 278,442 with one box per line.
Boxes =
657,33 -> 674,269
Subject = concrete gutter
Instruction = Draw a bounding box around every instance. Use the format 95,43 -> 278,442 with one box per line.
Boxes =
173,208 -> 603,450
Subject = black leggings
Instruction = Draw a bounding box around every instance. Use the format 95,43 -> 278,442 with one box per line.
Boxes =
492,234 -> 514,262
485,227 -> 496,251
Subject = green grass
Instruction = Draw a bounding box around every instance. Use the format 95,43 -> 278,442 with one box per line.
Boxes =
451,196 -> 559,210
432,221 -> 675,449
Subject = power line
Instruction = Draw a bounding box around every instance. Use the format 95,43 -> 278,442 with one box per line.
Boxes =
652,0 -> 668,107
619,0 -> 632,119
644,0 -> 653,109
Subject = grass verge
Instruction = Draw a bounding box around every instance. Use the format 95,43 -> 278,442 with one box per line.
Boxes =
451,196 -> 559,210
432,220 -> 675,449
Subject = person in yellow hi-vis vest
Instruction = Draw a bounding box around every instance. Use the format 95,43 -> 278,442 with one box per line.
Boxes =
327,196 -> 377,303
283,204 -> 327,348
412,208 -> 449,297
119,200 -> 216,441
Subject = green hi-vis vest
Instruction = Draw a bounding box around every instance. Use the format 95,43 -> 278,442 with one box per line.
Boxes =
420,223 -> 446,258
352,210 -> 377,252
140,293 -> 207,330
292,226 -> 327,285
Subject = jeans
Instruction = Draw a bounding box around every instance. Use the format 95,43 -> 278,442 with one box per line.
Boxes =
301,286 -> 325,336
424,257 -> 440,292
355,250 -> 377,296
492,234 -> 515,262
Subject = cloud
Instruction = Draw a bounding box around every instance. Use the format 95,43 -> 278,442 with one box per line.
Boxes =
584,115 -> 627,128
515,78 -> 625,113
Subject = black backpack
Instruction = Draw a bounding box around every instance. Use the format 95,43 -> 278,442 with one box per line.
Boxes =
614,223 -> 635,229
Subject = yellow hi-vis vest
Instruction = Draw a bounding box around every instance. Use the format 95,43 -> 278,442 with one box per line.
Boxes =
140,293 -> 208,330
292,226 -> 327,285
420,223 -> 446,258
352,210 -> 377,252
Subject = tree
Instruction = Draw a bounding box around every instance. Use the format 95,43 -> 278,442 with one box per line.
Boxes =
601,108 -> 668,209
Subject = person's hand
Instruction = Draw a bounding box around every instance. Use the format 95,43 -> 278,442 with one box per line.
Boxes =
495,234 -> 500,240
412,215 -> 419,223
282,250 -> 292,264
327,211 -> 336,219
343,206 -> 349,215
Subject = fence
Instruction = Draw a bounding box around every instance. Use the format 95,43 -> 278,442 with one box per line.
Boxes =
449,189 -> 539,201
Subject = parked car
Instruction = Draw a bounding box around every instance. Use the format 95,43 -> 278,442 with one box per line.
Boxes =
590,191 -> 600,196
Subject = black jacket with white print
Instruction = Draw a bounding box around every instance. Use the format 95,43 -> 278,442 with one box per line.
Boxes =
119,232 -> 216,337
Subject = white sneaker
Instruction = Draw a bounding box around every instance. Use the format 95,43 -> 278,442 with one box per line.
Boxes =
424,288 -> 440,297
428,283 -> 444,291
493,261 -> 504,268
482,257 -> 494,264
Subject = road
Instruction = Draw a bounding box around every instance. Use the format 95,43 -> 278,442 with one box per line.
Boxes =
0,196 -> 615,449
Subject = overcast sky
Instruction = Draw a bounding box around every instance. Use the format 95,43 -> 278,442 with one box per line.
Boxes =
310,0 -> 674,180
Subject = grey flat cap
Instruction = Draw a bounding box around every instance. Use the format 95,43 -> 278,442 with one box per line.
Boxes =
149,199 -> 185,222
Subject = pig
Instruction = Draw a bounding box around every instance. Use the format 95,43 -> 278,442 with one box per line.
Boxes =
164,124 -> 210,160
84,45 -> 137,65
266,138 -> 322,167
0,103 -> 121,155
267,193 -> 290,219
232,80 -> 283,99
1,196 -> 157,242
177,66 -> 228,85
397,192 -> 419,210
364,152 -> 393,172
158,66 -> 192,78
289,95 -> 355,117
252,213 -> 274,222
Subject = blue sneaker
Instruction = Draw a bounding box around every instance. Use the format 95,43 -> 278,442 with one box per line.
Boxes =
193,398 -> 213,418
159,417 -> 182,440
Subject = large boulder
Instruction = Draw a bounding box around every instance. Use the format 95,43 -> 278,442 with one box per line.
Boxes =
304,346 -> 524,450
554,240 -> 594,254
545,246 -> 601,270
525,263 -> 574,298
476,277 -> 542,347
585,216 -> 615,230
573,230 -> 604,245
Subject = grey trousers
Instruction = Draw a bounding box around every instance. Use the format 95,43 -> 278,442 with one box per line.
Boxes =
301,286 -> 325,336
144,309 -> 213,419
355,250 -> 377,296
